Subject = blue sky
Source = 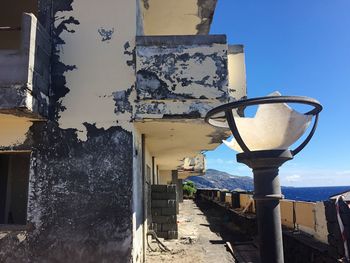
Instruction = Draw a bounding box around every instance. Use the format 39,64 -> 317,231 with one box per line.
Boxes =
207,0 -> 350,187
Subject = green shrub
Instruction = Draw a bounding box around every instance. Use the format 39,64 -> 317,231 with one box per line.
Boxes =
183,180 -> 197,198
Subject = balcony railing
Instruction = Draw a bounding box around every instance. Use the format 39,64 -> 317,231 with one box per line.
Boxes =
0,13 -> 50,119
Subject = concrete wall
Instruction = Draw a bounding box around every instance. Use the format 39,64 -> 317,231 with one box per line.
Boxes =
0,1 -> 233,262
239,193 -> 256,213
0,114 -> 34,147
314,201 -> 328,244
0,13 -> 51,119
0,0 -> 136,262
196,189 -> 338,263
227,45 -> 246,100
235,193 -> 328,243
200,189 -> 330,245
56,0 -> 136,139
144,141 -> 161,185
178,154 -> 206,178
224,193 -> 232,204
196,189 -> 257,236
0,124 -> 134,262
159,170 -> 172,185
280,200 -> 294,229
135,35 -> 229,119
141,0 -> 217,35
295,201 -> 315,234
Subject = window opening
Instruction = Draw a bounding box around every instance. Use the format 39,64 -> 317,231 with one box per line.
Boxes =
0,153 -> 30,225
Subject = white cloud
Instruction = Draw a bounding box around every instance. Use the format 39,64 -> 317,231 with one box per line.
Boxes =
279,167 -> 350,187
206,158 -> 235,165
336,170 -> 350,175
285,174 -> 301,182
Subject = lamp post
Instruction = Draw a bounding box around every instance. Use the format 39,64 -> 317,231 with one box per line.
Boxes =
205,92 -> 322,263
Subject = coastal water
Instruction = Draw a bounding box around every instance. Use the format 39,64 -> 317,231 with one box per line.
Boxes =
282,186 -> 350,202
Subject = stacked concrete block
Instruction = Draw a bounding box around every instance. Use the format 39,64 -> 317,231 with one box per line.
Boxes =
151,185 -> 178,239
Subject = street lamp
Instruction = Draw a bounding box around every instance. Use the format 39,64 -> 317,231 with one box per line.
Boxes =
205,92 -> 322,263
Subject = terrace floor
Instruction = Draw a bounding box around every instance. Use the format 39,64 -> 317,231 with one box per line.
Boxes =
146,199 -> 260,263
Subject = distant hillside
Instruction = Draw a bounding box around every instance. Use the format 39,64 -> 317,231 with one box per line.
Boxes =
187,169 -> 253,191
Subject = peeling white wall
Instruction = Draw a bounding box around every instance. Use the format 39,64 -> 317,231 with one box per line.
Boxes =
55,0 -> 136,140
228,46 -> 247,100
137,43 -> 227,99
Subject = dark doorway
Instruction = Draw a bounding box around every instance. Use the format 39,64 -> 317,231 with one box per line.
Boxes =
0,153 -> 31,225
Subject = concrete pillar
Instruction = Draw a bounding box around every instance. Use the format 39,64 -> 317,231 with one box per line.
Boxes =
171,170 -> 179,214
178,179 -> 183,203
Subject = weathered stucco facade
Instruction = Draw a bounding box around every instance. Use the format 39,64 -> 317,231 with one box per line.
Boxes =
0,0 -> 247,262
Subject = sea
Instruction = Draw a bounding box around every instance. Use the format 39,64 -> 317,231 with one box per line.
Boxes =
282,186 -> 350,202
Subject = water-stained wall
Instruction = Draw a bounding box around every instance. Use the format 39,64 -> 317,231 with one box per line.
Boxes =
0,123 -> 134,262
0,0 -> 137,262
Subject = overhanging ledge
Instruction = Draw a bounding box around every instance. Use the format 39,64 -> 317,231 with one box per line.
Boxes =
136,34 -> 226,47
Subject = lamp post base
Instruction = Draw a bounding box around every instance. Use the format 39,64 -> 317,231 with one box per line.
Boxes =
237,150 -> 293,263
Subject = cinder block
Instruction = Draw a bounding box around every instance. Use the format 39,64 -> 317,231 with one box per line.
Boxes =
167,185 -> 176,193
162,223 -> 178,232
167,231 -> 178,239
156,231 -> 168,239
151,200 -> 166,208
151,185 -> 167,193
161,207 -> 177,216
152,192 -> 176,200
152,208 -> 162,216
152,200 -> 176,208
151,223 -> 161,232
152,215 -> 176,224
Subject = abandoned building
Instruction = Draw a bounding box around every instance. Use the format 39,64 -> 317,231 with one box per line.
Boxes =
0,0 -> 247,262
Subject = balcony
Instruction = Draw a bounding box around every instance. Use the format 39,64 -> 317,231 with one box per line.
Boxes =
0,13 -> 50,119
134,35 -> 245,172
178,154 -> 206,179
135,35 -> 229,120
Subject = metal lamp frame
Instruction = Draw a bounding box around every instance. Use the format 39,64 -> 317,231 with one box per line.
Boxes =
205,95 -> 323,155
